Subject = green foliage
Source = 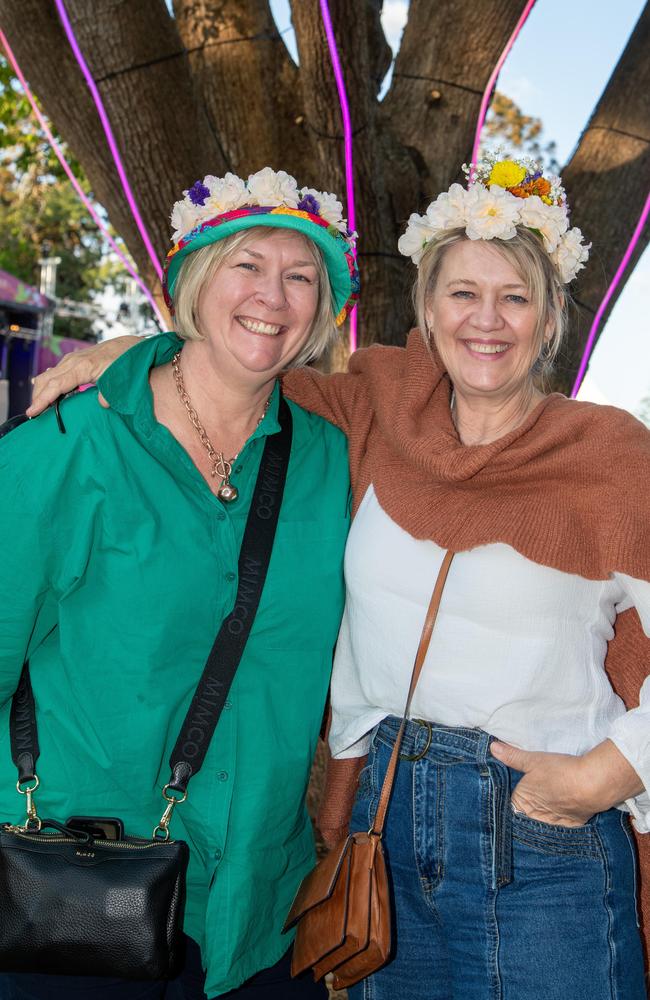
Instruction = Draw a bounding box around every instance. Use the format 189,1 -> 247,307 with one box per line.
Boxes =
0,56 -> 123,339
483,91 -> 559,173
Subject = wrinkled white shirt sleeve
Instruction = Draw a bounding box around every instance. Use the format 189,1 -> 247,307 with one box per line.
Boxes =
607,574 -> 650,833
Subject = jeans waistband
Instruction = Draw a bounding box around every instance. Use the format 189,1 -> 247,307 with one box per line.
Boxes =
377,716 -> 496,763
376,716 -> 513,889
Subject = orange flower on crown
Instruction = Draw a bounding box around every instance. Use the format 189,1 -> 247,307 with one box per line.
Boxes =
509,177 -> 554,201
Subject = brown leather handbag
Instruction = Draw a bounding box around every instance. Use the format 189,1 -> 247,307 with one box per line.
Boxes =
284,551 -> 455,990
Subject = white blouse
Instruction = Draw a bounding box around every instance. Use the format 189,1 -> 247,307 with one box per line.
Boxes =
329,486 -> 650,833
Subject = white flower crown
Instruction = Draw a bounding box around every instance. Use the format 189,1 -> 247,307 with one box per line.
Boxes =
170,167 -> 354,245
398,151 -> 590,283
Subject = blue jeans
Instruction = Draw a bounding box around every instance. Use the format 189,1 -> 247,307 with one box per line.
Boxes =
348,717 -> 646,1000
0,938 -> 326,1000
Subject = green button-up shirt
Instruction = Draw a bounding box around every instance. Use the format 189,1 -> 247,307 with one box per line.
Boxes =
0,333 -> 349,996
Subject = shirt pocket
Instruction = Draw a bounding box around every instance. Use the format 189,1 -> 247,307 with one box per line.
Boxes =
259,519 -> 349,650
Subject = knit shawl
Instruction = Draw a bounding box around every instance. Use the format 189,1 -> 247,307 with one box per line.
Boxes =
284,328 -> 650,960
298,329 -> 650,580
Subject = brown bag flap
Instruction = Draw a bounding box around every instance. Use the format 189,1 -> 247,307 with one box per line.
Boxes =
311,833 -> 379,980
331,843 -> 391,989
283,834 -> 353,932
290,841 -> 355,977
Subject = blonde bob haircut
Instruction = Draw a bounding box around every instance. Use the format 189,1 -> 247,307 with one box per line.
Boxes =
414,227 -> 568,381
172,226 -> 338,368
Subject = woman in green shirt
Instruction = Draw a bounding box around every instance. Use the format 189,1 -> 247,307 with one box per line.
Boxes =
0,169 -> 357,999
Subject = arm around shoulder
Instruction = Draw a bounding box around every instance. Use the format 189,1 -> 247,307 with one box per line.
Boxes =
282,365 -> 365,437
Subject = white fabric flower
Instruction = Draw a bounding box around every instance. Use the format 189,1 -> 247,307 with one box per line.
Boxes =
204,172 -> 248,215
425,183 -> 468,232
464,184 -> 520,241
518,195 -> 568,252
301,187 -> 345,229
551,227 -> 591,283
397,212 -> 436,264
170,200 -> 201,243
247,167 -> 300,207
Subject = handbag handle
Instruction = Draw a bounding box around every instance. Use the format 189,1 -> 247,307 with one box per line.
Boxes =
370,550 -> 454,836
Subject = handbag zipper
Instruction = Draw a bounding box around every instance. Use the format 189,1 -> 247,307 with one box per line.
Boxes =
1,825 -> 175,847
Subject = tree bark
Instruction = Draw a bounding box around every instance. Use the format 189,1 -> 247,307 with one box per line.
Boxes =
172,0 -> 310,179
552,5 -> 650,394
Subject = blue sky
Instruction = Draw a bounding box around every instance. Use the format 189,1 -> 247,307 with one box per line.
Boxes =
270,0 -> 649,415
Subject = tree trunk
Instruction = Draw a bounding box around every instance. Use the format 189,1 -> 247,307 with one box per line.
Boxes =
551,5 -> 650,394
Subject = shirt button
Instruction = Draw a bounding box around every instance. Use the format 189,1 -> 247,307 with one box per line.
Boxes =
224,700 -> 232,710
216,509 -> 226,521
217,770 -> 228,782
234,465 -> 243,474
225,571 -> 236,582
214,848 -> 222,861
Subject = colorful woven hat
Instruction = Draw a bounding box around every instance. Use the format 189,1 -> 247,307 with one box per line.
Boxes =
164,168 -> 359,326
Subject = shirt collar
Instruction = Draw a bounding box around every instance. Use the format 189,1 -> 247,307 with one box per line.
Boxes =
98,331 -> 281,437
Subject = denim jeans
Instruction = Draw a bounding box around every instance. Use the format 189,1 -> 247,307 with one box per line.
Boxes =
348,717 -> 646,1000
0,939 -> 326,1000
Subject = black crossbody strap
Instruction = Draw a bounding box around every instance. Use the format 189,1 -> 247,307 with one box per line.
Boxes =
167,393 -> 292,793
10,665 -> 39,784
9,394 -> 293,799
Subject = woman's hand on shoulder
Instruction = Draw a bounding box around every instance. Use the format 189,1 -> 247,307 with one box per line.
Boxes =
27,335 -> 140,417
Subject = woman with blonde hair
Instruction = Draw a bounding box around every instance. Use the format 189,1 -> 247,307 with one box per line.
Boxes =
0,167 -> 358,999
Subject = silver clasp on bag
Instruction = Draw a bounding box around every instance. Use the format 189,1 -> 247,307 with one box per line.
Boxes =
16,775 -> 42,831
153,784 -> 187,841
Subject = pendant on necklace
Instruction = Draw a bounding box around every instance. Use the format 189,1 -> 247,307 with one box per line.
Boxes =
213,454 -> 238,503
217,482 -> 239,503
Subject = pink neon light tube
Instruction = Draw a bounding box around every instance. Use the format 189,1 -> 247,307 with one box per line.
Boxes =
0,30 -> 165,329
319,0 -> 358,352
54,0 -> 163,284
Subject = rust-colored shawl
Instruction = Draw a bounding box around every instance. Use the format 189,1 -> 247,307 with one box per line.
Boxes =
282,329 -> 650,960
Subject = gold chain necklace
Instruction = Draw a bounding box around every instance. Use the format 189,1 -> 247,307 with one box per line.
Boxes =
171,351 -> 271,503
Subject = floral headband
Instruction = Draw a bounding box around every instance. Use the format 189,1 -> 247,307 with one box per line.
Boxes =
398,151 -> 590,283
163,167 -> 359,326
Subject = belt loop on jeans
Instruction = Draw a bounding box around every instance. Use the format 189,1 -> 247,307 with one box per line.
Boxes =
486,746 -> 513,890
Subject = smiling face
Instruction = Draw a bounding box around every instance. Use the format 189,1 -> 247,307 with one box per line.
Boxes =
192,228 -> 321,387
425,239 -> 550,405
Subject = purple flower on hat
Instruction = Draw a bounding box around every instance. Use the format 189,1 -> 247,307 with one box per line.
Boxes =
188,180 -> 210,206
297,193 -> 321,215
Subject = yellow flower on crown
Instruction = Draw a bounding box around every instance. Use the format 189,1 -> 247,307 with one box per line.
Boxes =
488,160 -> 527,189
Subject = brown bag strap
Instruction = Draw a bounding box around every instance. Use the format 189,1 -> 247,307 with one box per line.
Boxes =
370,550 -> 454,836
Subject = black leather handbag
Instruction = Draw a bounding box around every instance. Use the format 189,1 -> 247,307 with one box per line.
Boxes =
0,396 -> 293,980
